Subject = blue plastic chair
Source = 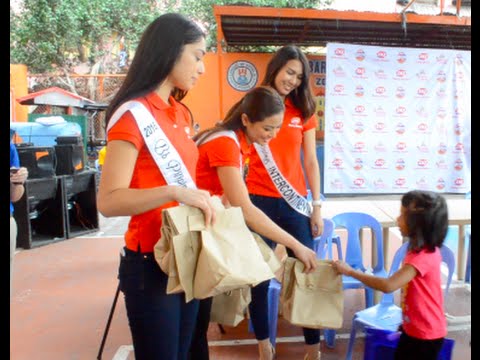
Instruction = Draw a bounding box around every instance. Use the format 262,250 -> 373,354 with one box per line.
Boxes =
363,327 -> 455,360
323,212 -> 388,348
313,218 -> 343,261
344,243 -> 456,360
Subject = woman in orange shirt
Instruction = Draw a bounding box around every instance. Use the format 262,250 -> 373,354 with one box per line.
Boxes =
246,45 -> 324,360
97,13 -> 216,360
190,86 -> 318,360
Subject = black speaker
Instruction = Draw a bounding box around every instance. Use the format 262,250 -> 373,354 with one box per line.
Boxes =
13,177 -> 67,249
16,145 -> 56,179
55,144 -> 85,175
60,170 -> 99,238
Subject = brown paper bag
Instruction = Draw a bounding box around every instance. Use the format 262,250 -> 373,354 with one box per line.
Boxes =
281,257 -> 344,329
210,286 -> 251,327
252,232 -> 282,275
189,206 -> 275,299
154,202 -> 204,301
155,197 -> 275,302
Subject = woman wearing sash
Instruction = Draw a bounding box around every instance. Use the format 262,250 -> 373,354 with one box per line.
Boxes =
97,14 -> 216,360
190,86 -> 318,360
246,46 -> 324,360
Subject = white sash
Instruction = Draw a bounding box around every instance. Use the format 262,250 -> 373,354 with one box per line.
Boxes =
108,100 -> 196,189
196,130 -> 243,175
253,143 -> 312,217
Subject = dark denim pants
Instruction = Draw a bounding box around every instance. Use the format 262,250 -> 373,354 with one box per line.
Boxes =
249,194 -> 320,345
119,247 -> 199,360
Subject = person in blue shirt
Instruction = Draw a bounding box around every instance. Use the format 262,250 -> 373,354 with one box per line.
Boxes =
10,138 -> 28,295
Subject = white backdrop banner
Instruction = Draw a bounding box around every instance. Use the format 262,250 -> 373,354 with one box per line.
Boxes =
324,43 -> 471,194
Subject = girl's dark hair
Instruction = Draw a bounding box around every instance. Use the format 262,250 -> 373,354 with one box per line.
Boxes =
261,45 -> 315,121
401,190 -> 448,252
194,86 -> 285,146
105,13 -> 205,127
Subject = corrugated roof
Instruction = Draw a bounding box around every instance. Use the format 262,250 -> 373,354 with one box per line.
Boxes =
214,4 -> 471,51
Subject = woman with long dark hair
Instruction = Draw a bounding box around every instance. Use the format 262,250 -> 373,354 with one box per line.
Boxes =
246,45 -> 324,360
97,13 -> 216,360
190,86 -> 318,360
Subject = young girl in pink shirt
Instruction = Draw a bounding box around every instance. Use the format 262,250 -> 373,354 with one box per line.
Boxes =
333,190 -> 448,360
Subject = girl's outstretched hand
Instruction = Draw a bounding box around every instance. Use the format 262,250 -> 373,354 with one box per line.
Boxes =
332,260 -> 353,276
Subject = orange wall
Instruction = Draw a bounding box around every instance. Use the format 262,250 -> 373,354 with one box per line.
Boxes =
10,52 -> 326,135
10,64 -> 29,122
183,52 -> 271,132
185,52 -> 326,137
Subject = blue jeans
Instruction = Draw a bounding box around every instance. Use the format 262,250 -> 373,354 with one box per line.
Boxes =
119,247 -> 199,360
249,194 -> 320,345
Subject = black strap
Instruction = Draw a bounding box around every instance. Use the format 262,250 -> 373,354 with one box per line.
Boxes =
97,282 -> 121,360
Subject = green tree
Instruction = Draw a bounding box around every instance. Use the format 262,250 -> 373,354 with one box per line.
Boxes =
11,0 -> 331,73
10,0 -> 163,73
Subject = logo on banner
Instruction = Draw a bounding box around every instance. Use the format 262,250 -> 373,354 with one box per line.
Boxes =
374,178 -> 387,189
416,177 -> 429,190
395,122 -> 406,134
436,54 -> 448,64
393,177 -> 408,189
454,158 -> 464,171
330,178 -> 344,190
417,52 -> 430,64
374,142 -> 387,152
373,86 -> 387,97
395,158 -> 406,170
352,178 -> 367,189
436,159 -> 448,169
353,105 -> 367,116
355,85 -> 365,97
375,69 -> 388,79
374,121 -> 386,132
397,51 -> 407,64
396,142 -> 407,152
333,65 -> 346,76
373,158 -> 387,169
394,69 -> 408,80
375,50 -> 388,62
416,70 -> 429,81
437,143 -> 447,155
331,158 -> 344,169
454,123 -> 463,135
416,106 -> 429,118
436,70 -> 447,82
355,49 -> 365,61
395,106 -> 407,117
354,121 -> 364,134
353,66 -> 365,77
455,54 -> 464,65
354,158 -> 364,170
227,61 -> 258,91
353,141 -> 367,153
395,86 -> 406,99
417,142 -> 429,153
375,106 -> 386,118
331,141 -> 344,152
436,178 -> 446,190
416,158 -> 429,169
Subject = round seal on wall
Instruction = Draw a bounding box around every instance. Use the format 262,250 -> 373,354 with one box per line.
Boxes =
227,61 -> 258,92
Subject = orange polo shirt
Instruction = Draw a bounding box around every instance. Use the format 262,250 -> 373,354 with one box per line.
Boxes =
107,92 -> 197,253
196,130 -> 252,196
246,98 -> 317,198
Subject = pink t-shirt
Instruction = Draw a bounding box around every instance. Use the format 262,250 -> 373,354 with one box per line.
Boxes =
401,247 -> 447,339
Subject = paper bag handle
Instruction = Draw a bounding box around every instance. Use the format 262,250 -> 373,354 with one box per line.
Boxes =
187,214 -> 206,231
